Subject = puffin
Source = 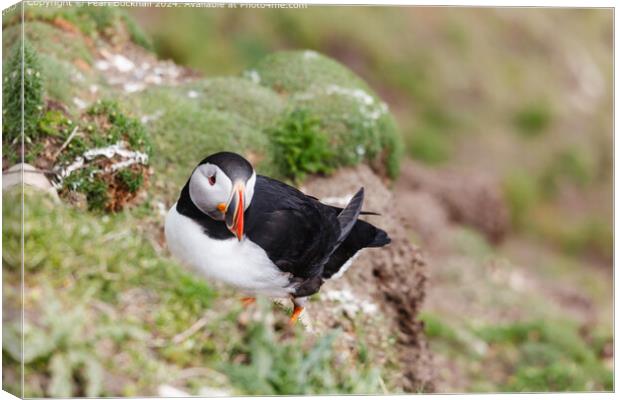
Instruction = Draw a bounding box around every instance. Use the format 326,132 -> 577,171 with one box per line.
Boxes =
165,151 -> 391,324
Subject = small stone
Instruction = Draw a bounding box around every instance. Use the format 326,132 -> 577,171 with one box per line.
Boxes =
2,163 -> 58,199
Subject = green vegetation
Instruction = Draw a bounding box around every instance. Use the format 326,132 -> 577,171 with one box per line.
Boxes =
477,320 -> 612,392
503,171 -> 541,230
533,213 -> 613,261
86,100 -> 152,157
55,100 -> 151,212
2,40 -> 43,143
270,109 -> 334,182
124,84 -> 277,189
420,312 -> 612,392
408,125 -> 451,165
540,148 -> 596,197
224,322 -> 380,394
251,50 -> 373,93
18,5 -> 153,50
513,102 -> 552,138
251,51 -> 403,178
125,52 -> 402,186
38,109 -> 72,137
2,190 -> 383,396
118,169 -> 144,193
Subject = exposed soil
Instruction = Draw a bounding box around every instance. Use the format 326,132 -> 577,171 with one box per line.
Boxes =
392,158 -> 613,392
302,165 -> 435,392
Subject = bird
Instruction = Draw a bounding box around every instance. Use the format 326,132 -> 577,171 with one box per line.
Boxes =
164,151 -> 391,324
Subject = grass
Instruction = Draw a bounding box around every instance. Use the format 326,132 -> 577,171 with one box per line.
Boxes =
2,40 -> 44,143
475,320 -> 612,392
2,189 -> 384,396
420,311 -> 612,392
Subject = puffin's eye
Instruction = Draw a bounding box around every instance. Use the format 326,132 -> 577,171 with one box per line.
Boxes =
208,174 -> 216,186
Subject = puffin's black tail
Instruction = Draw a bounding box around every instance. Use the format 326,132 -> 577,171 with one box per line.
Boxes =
321,219 -> 390,279
368,227 -> 390,247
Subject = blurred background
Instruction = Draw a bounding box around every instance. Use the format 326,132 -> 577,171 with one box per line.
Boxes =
131,6 -> 613,392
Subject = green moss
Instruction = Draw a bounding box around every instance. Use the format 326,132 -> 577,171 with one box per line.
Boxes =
269,109 -> 334,182
124,85 -> 276,190
38,109 -> 73,137
513,102 -> 552,138
2,40 -> 44,142
251,51 -> 402,178
87,100 -> 152,156
187,77 -> 285,129
251,50 -> 372,94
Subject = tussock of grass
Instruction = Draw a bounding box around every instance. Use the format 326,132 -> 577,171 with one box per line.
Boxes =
421,310 -> 612,392
2,40 -> 43,143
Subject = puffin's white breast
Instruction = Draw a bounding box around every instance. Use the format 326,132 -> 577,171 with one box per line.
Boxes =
164,204 -> 295,298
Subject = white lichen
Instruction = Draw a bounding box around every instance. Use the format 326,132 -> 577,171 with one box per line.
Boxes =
111,54 -> 135,73
73,97 -> 87,110
293,84 -> 389,124
244,69 -> 261,84
140,110 -> 164,124
55,142 -> 149,186
323,288 -> 378,316
303,50 -> 319,59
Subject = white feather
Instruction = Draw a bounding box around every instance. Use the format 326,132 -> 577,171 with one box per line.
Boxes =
331,250 -> 363,279
165,204 -> 295,298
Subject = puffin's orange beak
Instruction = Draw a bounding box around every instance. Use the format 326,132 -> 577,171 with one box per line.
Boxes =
225,182 -> 245,241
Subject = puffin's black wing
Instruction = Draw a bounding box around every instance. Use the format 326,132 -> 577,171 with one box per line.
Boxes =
244,176 -> 341,279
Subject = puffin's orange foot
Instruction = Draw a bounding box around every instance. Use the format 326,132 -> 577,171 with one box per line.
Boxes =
241,297 -> 256,307
289,305 -> 304,325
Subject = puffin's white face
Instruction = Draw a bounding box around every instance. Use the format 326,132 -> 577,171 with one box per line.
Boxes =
189,163 -> 232,220
188,161 -> 256,240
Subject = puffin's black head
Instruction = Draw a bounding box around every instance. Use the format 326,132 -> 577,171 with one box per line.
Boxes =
188,152 -> 256,240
